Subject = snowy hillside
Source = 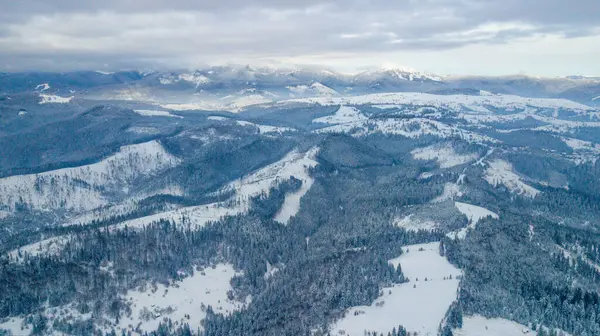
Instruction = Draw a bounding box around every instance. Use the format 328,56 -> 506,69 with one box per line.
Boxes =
0,141 -> 181,213
112,147 -> 319,230
315,114 -> 497,144
483,159 -> 540,198
286,92 -> 594,112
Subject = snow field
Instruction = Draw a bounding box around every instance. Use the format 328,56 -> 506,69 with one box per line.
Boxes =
330,242 -> 462,336
113,263 -> 245,334
446,202 -> 499,240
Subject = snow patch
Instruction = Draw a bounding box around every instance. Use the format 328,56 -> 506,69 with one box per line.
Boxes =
484,159 -> 540,198
312,106 -> 367,124
411,144 -> 477,168
0,317 -> 30,335
133,109 -> 183,118
432,183 -> 464,203
235,120 -> 295,134
128,126 -> 161,135
35,83 -> 50,92
453,316 -> 531,336
446,202 -> 499,240
394,214 -> 437,232
208,116 -> 295,134
561,137 -> 600,152
160,102 -> 219,111
331,242 -> 461,336
264,261 -> 281,280
39,94 -> 73,104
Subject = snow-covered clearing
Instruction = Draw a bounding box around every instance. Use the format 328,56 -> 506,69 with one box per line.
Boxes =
394,214 -> 437,232
113,148 -> 319,230
411,144 -> 477,168
432,183 -> 464,203
454,315 -> 572,336
113,263 -> 245,335
133,109 -> 183,118
330,242 -> 461,336
39,94 -> 73,104
8,235 -> 71,262
0,317 -> 30,335
312,105 -> 367,124
446,202 -> 499,240
484,159 -> 540,198
0,140 -> 180,213
561,137 -> 600,152
453,315 -> 531,336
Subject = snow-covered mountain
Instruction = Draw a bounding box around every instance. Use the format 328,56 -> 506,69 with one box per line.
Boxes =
3,65 -> 599,109
2,66 -> 600,336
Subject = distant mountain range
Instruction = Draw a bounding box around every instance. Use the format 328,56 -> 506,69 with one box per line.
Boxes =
1,66 -> 599,111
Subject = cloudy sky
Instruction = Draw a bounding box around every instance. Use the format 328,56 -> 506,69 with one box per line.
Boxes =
1,0 -> 599,76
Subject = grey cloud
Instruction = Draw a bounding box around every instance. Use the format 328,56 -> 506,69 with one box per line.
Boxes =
0,0 -> 599,71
